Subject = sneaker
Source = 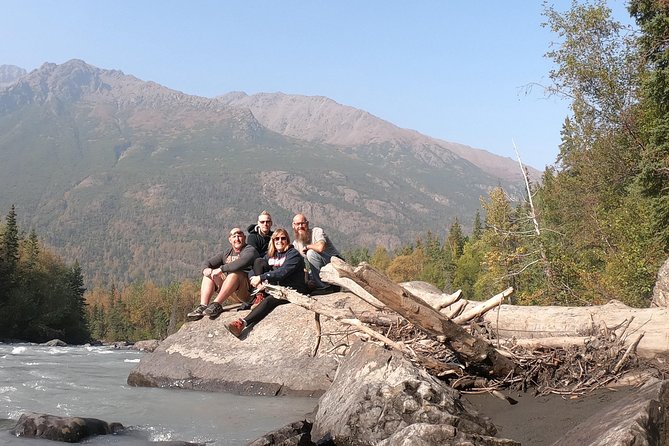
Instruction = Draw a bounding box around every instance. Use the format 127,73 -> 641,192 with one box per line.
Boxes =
226,319 -> 246,338
187,304 -> 207,321
204,302 -> 223,319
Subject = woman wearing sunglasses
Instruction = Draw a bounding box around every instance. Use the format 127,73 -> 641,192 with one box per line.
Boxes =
226,228 -> 307,338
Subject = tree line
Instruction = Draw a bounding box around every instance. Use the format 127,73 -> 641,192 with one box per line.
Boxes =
0,205 -> 89,344
1,1 -> 667,343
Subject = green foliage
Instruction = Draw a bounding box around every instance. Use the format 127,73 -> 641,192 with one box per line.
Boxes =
0,207 -> 90,343
629,0 -> 669,251
528,0 -> 668,307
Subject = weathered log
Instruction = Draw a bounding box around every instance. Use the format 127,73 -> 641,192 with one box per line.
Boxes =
482,300 -> 666,358
452,287 -> 513,324
329,259 -> 516,378
400,281 -> 464,310
321,260 -> 385,309
443,299 -> 468,319
510,336 -> 591,350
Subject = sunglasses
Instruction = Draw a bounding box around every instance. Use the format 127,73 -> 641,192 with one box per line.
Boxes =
259,220 -> 272,224
293,222 -> 308,226
273,236 -> 288,241
229,232 -> 244,237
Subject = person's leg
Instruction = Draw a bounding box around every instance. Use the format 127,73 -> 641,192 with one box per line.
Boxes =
212,272 -> 249,304
189,275 -> 220,320
199,275 -> 220,305
306,250 -> 332,289
244,295 -> 287,326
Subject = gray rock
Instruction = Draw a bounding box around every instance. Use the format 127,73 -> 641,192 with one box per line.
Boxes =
133,339 -> 160,352
43,339 -> 67,347
128,293 -> 376,396
551,379 -> 669,446
11,411 -> 123,442
246,419 -> 314,446
651,257 -> 669,307
311,341 -> 517,446
377,423 -> 520,446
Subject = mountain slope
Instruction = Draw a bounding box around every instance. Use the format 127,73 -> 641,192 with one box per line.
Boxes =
0,60 -> 524,286
218,91 -> 538,183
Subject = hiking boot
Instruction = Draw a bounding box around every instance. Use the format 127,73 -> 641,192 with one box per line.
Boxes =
226,318 -> 246,338
204,302 -> 223,319
187,304 -> 207,321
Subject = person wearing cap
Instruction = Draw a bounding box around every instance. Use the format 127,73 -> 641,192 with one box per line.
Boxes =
187,227 -> 259,320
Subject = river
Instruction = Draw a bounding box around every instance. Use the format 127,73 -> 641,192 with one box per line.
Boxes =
0,343 -> 318,445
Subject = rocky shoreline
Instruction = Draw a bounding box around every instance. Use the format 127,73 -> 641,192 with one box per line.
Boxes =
9,290 -> 669,445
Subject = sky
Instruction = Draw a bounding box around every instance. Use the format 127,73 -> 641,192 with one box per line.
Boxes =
1,1 -> 633,169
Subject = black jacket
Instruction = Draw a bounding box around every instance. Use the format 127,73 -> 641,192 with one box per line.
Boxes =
259,246 -> 307,293
246,223 -> 273,257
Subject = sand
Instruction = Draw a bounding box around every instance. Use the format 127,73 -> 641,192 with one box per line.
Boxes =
464,387 -> 636,445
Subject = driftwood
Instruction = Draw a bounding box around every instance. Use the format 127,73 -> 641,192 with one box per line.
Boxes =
264,284 -> 463,376
481,300 -> 665,358
326,258 -> 516,378
320,261 -> 385,309
452,287 -> 513,324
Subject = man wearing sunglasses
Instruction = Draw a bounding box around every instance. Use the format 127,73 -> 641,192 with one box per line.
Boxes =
187,227 -> 259,321
292,213 -> 342,294
246,210 -> 274,257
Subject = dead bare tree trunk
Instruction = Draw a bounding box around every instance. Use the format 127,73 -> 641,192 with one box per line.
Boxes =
513,140 -> 553,281
328,258 -> 517,378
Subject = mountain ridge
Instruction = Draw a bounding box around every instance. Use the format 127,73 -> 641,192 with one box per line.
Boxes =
0,59 -> 529,286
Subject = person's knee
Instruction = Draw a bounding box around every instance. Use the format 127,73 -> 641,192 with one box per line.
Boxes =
306,249 -> 325,267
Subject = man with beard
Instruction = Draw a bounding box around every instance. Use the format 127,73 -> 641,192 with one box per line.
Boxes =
291,213 -> 342,294
187,227 -> 259,320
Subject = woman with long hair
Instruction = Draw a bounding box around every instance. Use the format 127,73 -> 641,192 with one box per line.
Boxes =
226,228 -> 307,338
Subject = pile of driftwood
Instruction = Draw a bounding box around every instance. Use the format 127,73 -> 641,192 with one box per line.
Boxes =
265,258 -> 664,400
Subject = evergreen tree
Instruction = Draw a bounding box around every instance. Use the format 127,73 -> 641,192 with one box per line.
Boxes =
629,0 -> 669,251
0,205 -> 20,301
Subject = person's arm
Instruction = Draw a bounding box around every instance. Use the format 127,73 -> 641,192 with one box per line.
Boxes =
304,227 -> 326,253
203,252 -> 226,270
261,248 -> 303,283
222,245 -> 259,272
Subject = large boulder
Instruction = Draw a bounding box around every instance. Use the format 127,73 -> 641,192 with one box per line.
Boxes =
551,379 -> 669,446
128,293 -> 376,396
651,257 -> 669,307
310,341 -> 519,446
11,412 -> 123,442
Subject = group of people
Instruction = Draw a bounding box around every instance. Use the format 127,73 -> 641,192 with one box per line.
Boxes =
186,211 -> 342,338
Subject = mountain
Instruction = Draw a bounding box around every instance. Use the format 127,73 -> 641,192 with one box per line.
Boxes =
217,92 -> 538,184
0,59 -> 528,286
0,65 -> 27,87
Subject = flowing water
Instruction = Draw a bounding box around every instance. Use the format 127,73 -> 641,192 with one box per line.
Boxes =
0,343 -> 318,445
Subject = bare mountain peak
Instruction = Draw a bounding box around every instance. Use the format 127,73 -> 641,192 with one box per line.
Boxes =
218,92 -> 537,182
0,64 -> 28,88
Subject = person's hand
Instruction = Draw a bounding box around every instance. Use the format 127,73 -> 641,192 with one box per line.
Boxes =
250,275 -> 261,287
203,267 -> 213,277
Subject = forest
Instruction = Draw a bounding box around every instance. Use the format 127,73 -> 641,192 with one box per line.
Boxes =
0,0 -> 667,343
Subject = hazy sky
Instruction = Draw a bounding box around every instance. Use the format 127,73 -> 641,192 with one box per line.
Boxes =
1,1 -> 633,169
